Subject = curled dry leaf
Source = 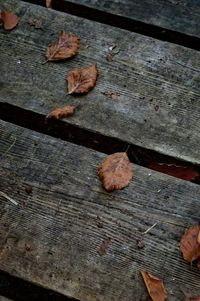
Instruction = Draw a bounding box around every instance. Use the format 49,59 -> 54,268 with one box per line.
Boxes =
0,11 -> 18,30
141,271 -> 167,301
98,152 -> 133,192
46,105 -> 75,120
67,64 -> 98,94
180,224 -> 200,264
45,31 -> 80,62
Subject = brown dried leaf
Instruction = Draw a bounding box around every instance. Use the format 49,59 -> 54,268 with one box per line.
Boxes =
67,64 -> 98,94
0,11 -> 18,30
141,271 -> 167,301
46,105 -> 75,120
186,297 -> 200,301
197,230 -> 200,245
46,0 -> 52,8
98,152 -> 133,192
180,224 -> 200,263
45,31 -> 80,62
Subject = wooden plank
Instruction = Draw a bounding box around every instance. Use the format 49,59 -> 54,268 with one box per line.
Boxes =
0,120 -> 200,300
0,0 -> 200,165
67,0 -> 200,38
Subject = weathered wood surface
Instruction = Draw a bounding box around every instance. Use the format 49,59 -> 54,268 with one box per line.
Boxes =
0,0 -> 200,165
0,119 -> 200,300
67,0 -> 200,38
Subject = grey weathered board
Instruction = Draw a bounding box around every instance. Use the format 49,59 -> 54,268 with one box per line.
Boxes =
0,0 -> 200,166
68,0 -> 200,38
0,119 -> 200,301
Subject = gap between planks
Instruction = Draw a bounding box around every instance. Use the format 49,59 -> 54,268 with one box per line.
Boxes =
0,270 -> 79,301
23,0 -> 200,51
0,102 -> 199,185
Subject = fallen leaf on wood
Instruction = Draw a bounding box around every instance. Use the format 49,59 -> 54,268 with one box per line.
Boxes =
0,11 -> 18,30
186,297 -> 200,301
67,64 -> 98,94
197,230 -> 200,245
148,162 -> 199,181
98,152 -> 133,192
141,271 -> 167,301
45,31 -> 80,62
46,0 -> 52,8
97,238 -> 111,256
46,105 -> 75,120
180,224 -> 200,264
28,18 -> 43,29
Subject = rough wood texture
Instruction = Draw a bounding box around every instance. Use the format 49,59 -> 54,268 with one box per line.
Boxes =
0,120 -> 200,301
68,0 -> 200,37
0,0 -> 200,165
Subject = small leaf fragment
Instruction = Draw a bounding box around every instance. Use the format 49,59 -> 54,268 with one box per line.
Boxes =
197,230 -> 200,245
98,152 -> 133,192
141,271 -> 167,301
148,162 -> 199,181
0,11 -> 18,30
45,31 -> 80,62
46,105 -> 75,120
180,224 -> 200,263
67,64 -> 98,94
46,0 -> 52,8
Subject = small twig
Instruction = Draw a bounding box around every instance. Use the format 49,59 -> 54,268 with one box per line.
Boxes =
143,222 -> 157,234
125,145 -> 130,153
0,191 -> 18,205
3,137 -> 16,156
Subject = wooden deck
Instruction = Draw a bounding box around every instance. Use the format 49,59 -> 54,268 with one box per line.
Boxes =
0,1 -> 199,300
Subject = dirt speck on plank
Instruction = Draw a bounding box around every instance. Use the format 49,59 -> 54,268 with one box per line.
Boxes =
97,238 -> 112,256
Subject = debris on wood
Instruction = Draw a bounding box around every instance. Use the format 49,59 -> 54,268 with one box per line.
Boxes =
25,185 -> 33,195
101,91 -> 121,99
137,239 -> 145,249
28,18 -> 43,29
0,191 -> 18,205
97,238 -> 112,256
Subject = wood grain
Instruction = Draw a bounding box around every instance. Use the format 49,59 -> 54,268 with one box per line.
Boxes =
67,0 -> 200,38
0,0 -> 200,166
0,120 -> 200,300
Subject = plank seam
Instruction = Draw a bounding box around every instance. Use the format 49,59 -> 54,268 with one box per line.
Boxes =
23,0 -> 200,51
0,270 -> 79,301
0,102 -> 199,184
